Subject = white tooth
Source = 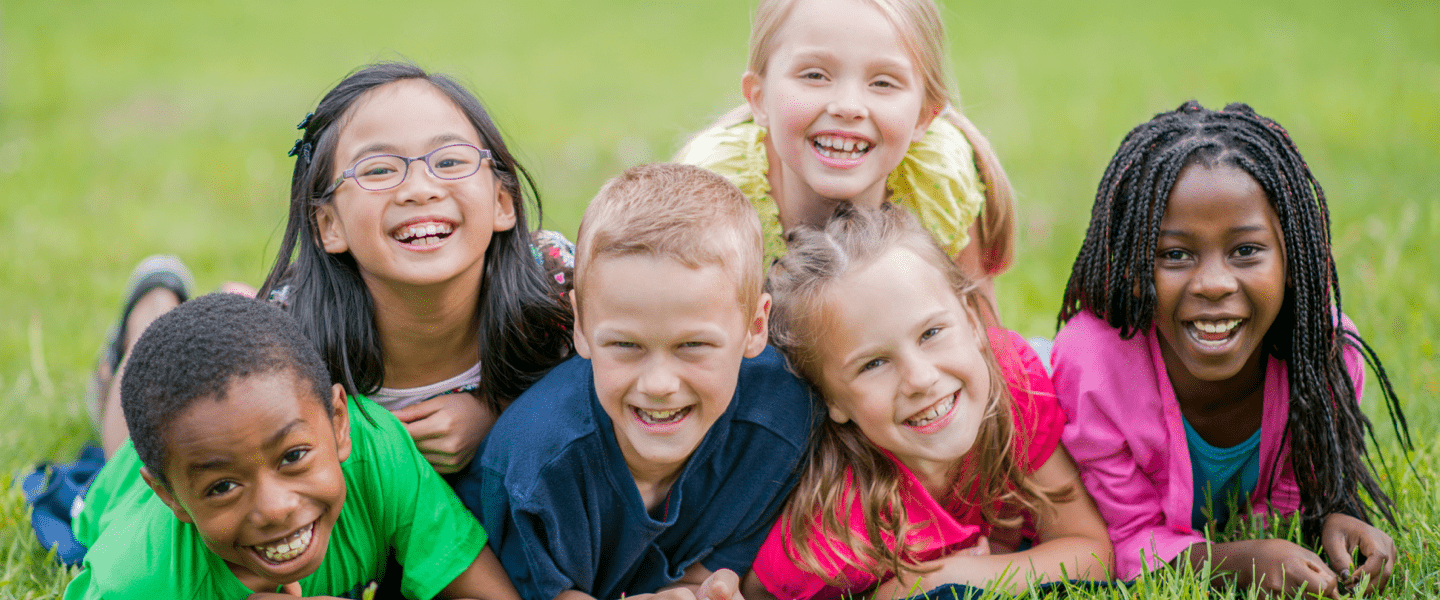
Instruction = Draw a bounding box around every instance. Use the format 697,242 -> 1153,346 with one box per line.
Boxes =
842,139 -> 855,152
857,141 -> 870,151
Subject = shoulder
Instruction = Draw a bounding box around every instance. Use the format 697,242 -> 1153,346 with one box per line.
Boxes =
886,113 -> 984,256
730,347 -> 818,448
481,356 -> 600,480
676,120 -> 772,198
1052,312 -> 1153,393
344,393 -> 416,466
988,329 -> 1066,470
74,504 -> 222,599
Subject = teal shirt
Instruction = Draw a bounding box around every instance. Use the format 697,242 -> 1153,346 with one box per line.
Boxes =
1184,416 -> 1261,529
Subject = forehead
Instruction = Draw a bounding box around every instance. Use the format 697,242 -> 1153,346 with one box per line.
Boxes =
819,247 -> 965,348
162,369 -> 330,477
771,0 -> 911,60
1162,163 -> 1278,230
334,79 -> 481,163
580,253 -> 746,327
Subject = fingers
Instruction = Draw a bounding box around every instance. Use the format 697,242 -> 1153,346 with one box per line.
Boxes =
280,580 -> 302,596
967,536 -> 991,556
1320,520 -> 1354,580
393,397 -> 446,425
1297,555 -> 1341,600
697,569 -> 742,600
1352,530 -> 1396,593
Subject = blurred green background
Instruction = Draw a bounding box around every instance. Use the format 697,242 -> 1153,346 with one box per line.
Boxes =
2,0 -> 1437,596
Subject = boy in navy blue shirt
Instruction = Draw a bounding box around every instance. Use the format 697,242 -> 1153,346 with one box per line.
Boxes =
459,164 -> 815,600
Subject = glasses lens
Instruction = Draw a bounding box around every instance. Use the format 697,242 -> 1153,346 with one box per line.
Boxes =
427,144 -> 483,180
353,155 -> 408,191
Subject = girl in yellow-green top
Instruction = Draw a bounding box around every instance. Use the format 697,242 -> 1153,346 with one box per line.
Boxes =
677,0 -> 1016,309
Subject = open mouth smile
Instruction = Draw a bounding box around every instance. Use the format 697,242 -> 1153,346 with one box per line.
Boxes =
633,405 -> 692,427
390,221 -> 454,247
1184,318 -> 1244,348
810,133 -> 873,162
250,521 -> 315,565
904,391 -> 957,429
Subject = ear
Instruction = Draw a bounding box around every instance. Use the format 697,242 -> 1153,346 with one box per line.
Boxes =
141,466 -> 193,524
827,402 -> 851,425
329,384 -> 351,463
314,204 -> 349,254
913,104 -> 943,144
570,290 -> 592,359
491,180 -> 517,232
742,292 -> 771,359
742,71 -> 768,128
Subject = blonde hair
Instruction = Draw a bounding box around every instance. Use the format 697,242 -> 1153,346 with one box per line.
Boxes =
766,204 -> 1058,584
686,0 -> 1016,275
575,163 -> 764,317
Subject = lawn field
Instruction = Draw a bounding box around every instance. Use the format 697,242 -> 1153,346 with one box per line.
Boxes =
2,0 -> 1437,597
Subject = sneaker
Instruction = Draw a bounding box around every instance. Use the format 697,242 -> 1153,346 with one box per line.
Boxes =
85,255 -> 194,432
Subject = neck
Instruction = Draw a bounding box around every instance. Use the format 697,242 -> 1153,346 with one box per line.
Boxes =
763,136 -> 887,232
1161,336 -> 1268,417
627,457 -> 684,515
363,271 -> 483,389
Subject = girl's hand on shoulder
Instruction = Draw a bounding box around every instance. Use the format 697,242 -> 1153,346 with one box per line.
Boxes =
1321,512 -> 1395,594
393,391 -> 497,474
1201,539 -> 1341,599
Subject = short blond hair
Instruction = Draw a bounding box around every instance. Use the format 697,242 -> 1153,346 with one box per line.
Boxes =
575,163 -> 764,317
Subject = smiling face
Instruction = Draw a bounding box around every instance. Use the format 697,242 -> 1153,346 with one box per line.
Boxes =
142,370 -> 351,592
813,246 -> 990,480
572,254 -> 770,482
315,79 -> 517,291
744,0 -> 933,215
1153,162 -> 1287,386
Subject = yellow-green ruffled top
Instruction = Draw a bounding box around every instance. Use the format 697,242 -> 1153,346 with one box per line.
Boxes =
677,115 -> 986,266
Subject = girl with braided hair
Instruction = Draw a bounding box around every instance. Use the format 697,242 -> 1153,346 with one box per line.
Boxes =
1053,100 -> 1410,596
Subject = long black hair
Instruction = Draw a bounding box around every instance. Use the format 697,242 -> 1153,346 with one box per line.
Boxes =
1058,100 -> 1411,534
259,62 -> 572,411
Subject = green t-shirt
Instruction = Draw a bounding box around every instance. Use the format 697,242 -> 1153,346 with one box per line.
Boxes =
65,395 -> 485,600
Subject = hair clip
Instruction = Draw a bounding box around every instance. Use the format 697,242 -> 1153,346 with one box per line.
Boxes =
288,139 -> 314,165
288,138 -> 305,158
296,112 -> 314,131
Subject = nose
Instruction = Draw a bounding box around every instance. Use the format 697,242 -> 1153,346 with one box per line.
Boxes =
394,160 -> 446,204
249,474 -> 300,529
897,356 -> 940,399
826,81 -> 867,121
1190,256 -> 1239,300
635,356 -> 681,398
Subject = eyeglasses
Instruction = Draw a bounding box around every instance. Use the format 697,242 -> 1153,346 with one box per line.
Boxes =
325,143 -> 492,195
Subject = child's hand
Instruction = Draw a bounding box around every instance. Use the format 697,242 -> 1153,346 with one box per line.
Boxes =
1206,539 -> 1341,599
394,391 -> 497,474
1321,512 -> 1395,594
694,568 -> 744,600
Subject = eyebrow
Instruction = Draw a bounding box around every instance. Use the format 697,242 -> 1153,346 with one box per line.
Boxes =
348,133 -> 473,164
789,49 -> 911,73
1159,224 -> 1269,238
184,418 -> 304,474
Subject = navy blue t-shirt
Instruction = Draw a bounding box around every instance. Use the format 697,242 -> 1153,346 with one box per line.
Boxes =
458,347 -> 816,600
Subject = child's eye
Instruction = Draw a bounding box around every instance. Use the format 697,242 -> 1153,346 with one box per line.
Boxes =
871,78 -> 897,89
1233,244 -> 1263,258
1157,248 -> 1189,262
205,480 -> 237,498
799,71 -> 827,81
858,358 -> 886,374
280,448 -> 309,466
920,327 -> 942,341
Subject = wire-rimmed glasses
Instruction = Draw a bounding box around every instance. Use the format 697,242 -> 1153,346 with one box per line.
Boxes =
325,143 -> 492,196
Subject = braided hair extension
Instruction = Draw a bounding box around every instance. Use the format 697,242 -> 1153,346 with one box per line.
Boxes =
1058,101 -> 1412,535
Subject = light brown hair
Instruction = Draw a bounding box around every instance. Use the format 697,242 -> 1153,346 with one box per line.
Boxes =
767,204 -> 1060,583
575,163 -> 764,317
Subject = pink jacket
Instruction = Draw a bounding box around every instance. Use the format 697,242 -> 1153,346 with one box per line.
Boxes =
1051,311 -> 1364,579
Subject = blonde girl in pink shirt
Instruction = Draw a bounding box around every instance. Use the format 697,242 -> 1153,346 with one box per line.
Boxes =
1054,101 -> 1411,597
747,205 -> 1111,600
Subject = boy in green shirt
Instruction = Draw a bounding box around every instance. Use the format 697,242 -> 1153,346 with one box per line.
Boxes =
65,293 -> 520,600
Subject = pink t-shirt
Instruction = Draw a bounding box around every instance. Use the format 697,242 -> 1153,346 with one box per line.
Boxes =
752,329 -> 1067,600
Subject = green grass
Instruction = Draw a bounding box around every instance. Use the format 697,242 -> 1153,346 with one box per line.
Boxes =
2,0 -> 1437,597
